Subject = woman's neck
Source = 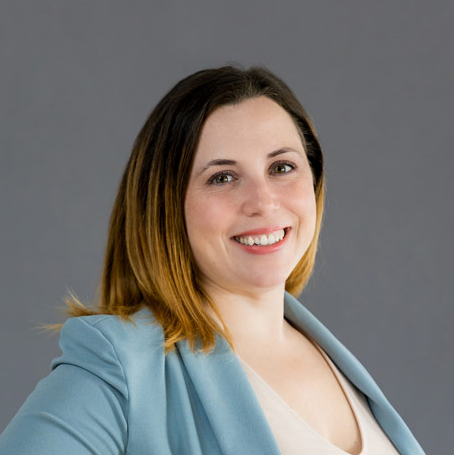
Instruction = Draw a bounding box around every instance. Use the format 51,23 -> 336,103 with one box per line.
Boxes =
202,282 -> 292,351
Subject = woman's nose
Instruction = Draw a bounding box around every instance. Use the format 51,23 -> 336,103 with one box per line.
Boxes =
240,178 -> 280,217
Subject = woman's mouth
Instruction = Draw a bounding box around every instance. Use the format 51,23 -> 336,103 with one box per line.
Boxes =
233,227 -> 290,246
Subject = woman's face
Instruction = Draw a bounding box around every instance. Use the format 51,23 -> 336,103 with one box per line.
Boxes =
184,96 -> 317,295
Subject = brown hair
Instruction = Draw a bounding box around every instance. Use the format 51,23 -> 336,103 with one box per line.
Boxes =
61,64 -> 325,355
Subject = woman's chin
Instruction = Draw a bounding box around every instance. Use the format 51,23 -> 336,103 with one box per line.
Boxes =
234,273 -> 290,292
198,266 -> 293,296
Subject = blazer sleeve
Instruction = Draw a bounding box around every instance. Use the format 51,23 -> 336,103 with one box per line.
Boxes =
0,317 -> 129,455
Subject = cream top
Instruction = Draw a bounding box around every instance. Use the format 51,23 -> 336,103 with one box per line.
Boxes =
238,341 -> 401,455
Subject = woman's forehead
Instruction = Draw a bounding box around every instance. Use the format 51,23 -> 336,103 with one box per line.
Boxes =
194,97 -> 303,160
203,96 -> 290,130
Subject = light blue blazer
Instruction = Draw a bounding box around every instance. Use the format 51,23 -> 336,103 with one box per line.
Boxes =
0,292 -> 425,455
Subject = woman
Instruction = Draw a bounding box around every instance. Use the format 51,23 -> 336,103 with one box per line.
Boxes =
0,65 -> 426,455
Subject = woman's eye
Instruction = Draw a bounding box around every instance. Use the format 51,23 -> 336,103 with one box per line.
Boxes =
272,162 -> 295,174
208,172 -> 235,185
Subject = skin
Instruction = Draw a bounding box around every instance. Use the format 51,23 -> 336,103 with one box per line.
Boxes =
184,96 -> 317,351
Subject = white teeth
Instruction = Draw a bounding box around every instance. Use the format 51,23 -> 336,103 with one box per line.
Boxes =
235,229 -> 286,246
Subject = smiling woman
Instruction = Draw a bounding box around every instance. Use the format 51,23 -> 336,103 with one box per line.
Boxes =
0,65 -> 426,455
184,96 -> 317,300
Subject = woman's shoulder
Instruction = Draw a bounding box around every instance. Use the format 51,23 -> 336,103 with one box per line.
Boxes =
65,306 -> 164,344
51,307 -> 165,388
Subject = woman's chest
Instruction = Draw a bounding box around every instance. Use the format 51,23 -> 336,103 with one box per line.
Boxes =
238,340 -> 363,454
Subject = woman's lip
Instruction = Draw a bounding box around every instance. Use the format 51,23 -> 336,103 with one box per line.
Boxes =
231,227 -> 291,254
232,226 -> 290,237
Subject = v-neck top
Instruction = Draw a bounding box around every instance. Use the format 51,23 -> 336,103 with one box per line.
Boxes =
237,341 -> 401,455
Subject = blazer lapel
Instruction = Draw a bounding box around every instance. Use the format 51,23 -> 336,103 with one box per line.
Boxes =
176,334 -> 282,455
283,291 -> 426,455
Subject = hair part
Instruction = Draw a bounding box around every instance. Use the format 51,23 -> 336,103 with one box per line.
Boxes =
58,63 -> 325,355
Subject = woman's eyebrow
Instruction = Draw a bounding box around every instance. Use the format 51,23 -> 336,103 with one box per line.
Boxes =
197,148 -> 303,175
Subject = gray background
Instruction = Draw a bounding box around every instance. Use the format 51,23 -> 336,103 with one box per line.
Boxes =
0,1 -> 452,453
